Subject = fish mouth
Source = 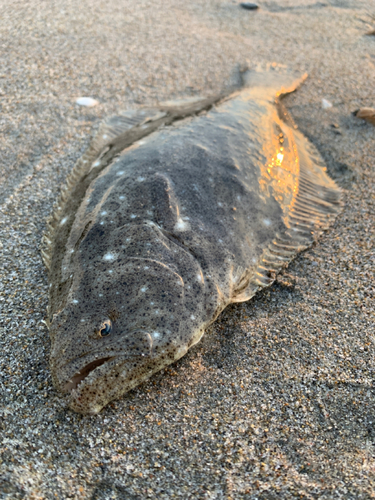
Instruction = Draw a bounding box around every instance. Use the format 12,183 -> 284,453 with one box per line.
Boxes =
53,331 -> 185,414
63,352 -> 163,415
63,356 -> 115,392
53,331 -> 155,399
54,344 -> 188,414
55,347 -> 158,414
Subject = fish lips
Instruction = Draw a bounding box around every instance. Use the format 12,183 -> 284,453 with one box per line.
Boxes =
52,349 -> 139,393
64,350 -> 174,414
52,333 -> 180,414
51,330 -> 154,390
67,354 -> 138,414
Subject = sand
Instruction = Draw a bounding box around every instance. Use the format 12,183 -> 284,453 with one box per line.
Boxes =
0,0 -> 374,498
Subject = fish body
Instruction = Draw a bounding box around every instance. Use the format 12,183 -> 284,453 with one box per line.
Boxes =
43,69 -> 341,413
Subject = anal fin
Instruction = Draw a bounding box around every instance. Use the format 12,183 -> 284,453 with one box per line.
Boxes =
231,129 -> 342,304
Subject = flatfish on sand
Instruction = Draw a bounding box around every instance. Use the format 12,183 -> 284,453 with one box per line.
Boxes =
42,68 -> 342,414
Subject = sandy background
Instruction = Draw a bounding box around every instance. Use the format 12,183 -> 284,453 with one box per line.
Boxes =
0,0 -> 374,498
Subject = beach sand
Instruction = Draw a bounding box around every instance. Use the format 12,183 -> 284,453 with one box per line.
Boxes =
0,0 -> 374,498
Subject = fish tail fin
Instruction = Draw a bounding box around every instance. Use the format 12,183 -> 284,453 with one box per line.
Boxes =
241,63 -> 308,99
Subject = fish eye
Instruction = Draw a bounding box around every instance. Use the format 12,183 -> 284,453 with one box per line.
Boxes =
98,319 -> 112,337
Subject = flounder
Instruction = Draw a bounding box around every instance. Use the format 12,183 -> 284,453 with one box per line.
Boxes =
42,68 -> 342,414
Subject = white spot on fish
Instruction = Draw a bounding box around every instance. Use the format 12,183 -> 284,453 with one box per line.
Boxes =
72,299 -> 79,304
144,266 -> 149,270
137,176 -> 145,182
93,161 -> 100,167
175,345 -> 188,359
191,315 -> 195,320
103,252 -> 117,262
108,270 -> 113,274
116,171 -> 124,176
103,134 -> 108,140
174,218 -> 190,232
119,195 -> 125,200
140,286 -> 147,293
152,331 -> 160,338
130,214 -> 137,219
218,202 -> 223,207
80,319 -> 85,323
101,210 -> 107,216
60,217 -> 68,226
263,219 -> 271,226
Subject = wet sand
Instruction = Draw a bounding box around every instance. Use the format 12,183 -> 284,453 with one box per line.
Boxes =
0,0 -> 374,498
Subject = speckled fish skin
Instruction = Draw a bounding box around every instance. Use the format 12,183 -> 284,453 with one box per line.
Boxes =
44,69 -> 342,414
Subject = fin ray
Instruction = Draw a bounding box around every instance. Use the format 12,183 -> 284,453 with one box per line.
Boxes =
232,129 -> 342,303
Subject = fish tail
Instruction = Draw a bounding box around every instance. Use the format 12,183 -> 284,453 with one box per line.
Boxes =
241,63 -> 308,99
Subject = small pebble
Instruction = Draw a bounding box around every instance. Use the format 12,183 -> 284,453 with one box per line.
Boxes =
353,107 -> 375,125
330,123 -> 342,135
322,98 -> 333,109
75,97 -> 99,107
240,2 -> 259,10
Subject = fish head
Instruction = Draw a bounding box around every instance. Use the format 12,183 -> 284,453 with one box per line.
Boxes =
49,223 -> 210,414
